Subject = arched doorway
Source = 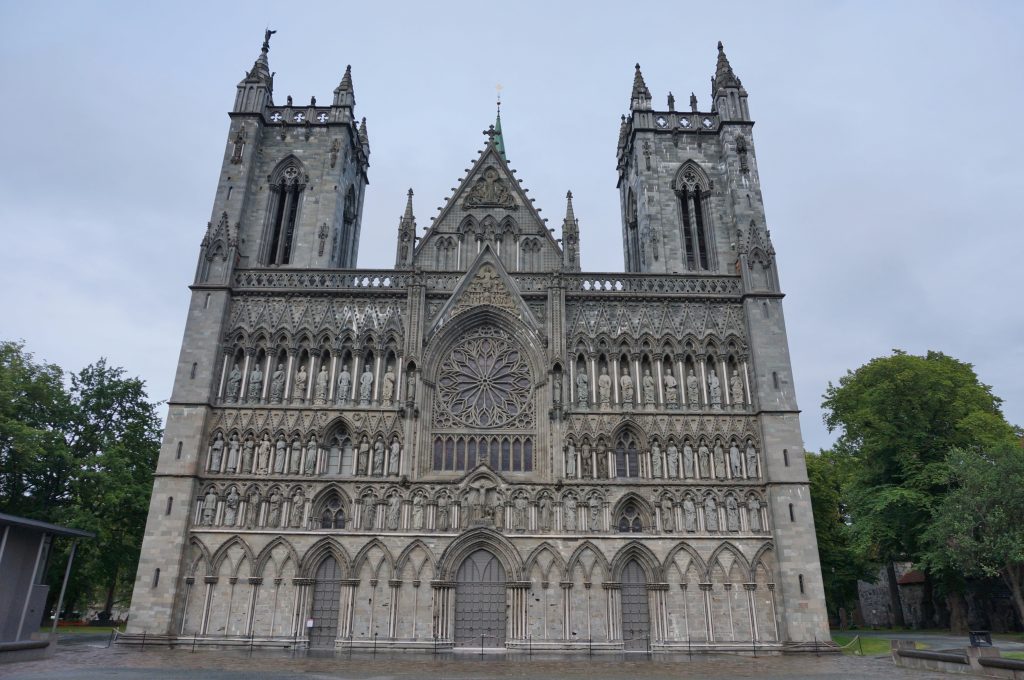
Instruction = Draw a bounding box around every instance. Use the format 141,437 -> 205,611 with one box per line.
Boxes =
454,549 -> 507,647
309,556 -> 341,648
621,559 -> 651,650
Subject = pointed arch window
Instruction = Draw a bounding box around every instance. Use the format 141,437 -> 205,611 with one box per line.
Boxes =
264,161 -> 306,265
616,503 -> 643,533
320,497 -> 346,529
614,430 -> 641,478
676,163 -> 715,271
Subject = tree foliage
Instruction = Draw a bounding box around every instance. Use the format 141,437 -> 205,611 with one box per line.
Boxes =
0,340 -> 161,619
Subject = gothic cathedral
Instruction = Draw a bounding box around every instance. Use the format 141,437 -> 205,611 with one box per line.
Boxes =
127,34 -> 831,652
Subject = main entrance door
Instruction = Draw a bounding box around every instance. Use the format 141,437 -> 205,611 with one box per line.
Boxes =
309,556 -> 341,648
621,559 -> 651,651
454,549 -> 507,647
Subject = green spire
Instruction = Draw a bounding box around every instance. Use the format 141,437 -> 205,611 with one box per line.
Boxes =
493,99 -> 506,160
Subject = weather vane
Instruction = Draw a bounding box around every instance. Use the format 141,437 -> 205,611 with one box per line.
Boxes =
496,83 -> 503,113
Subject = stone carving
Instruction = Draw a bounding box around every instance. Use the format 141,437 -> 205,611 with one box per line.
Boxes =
581,443 -> 593,478
359,365 -> 374,404
387,494 -> 401,530
651,441 -> 663,478
451,265 -> 519,318
201,488 -> 219,526
462,167 -> 516,209
357,436 -> 369,475
748,497 -> 762,531
729,443 -> 742,478
704,497 -> 719,532
576,370 -> 588,408
565,443 -> 576,478
267,489 -> 282,528
661,498 -> 674,532
210,433 -> 225,471
289,438 -> 301,475
337,364 -> 351,404
223,487 -> 239,526
598,366 -> 611,408
708,369 -> 721,409
270,364 -> 285,403
290,490 -> 305,528
304,435 -> 318,475
686,369 -> 700,408
247,364 -> 263,402
226,364 -> 241,402
726,496 -> 740,531
512,495 -> 527,531
538,496 -> 552,531
274,437 -> 287,474
730,370 -> 745,409
552,373 -> 562,404
588,497 -> 601,531
667,442 -> 679,478
313,365 -> 328,404
683,497 -> 696,532
682,442 -> 694,478
745,441 -> 759,478
257,434 -> 271,474
619,366 -> 634,406
389,438 -> 401,476
698,443 -> 711,478
663,367 -> 679,408
436,496 -> 450,531
362,499 -> 376,530
642,368 -> 656,406
411,494 -> 424,529
294,364 -> 308,402
381,365 -> 395,406
713,443 -> 726,479
596,443 -> 608,479
246,488 -> 262,528
372,439 -> 385,476
406,371 -> 416,402
563,497 -> 577,531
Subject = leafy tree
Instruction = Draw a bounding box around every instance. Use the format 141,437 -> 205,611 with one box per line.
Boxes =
806,449 -> 873,622
920,443 -> 1024,628
822,350 -> 1015,626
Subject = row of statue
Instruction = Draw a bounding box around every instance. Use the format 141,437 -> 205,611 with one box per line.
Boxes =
565,439 -> 759,480
224,361 -> 399,407
565,365 -> 747,411
208,432 -> 401,477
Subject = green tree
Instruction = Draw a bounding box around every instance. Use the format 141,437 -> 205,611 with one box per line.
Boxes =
920,443 -> 1024,628
822,350 -> 1015,627
806,449 -> 873,622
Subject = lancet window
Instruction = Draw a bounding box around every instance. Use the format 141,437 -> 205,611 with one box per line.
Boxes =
675,163 -> 715,271
263,160 -> 306,265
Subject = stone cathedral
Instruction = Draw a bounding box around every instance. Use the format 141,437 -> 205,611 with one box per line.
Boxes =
127,34 -> 831,653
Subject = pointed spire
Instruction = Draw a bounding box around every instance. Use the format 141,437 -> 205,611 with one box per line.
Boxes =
337,64 -> 353,93
331,65 -> 356,120
493,99 -> 507,160
358,117 -> 369,147
247,29 -> 275,82
714,41 -> 741,89
402,188 -> 416,225
630,63 -> 652,110
234,30 -> 275,112
396,188 -> 415,268
562,191 -> 580,271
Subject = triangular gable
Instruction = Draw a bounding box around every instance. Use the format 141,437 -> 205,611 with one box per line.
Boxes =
427,245 -> 539,338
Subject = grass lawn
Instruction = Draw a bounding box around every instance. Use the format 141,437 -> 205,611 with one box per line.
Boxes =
831,634 -> 894,656
42,625 -> 126,634
1003,651 -> 1024,660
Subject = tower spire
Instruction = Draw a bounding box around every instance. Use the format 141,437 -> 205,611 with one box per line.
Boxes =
562,190 -> 580,271
395,188 -> 415,267
233,29 -> 275,113
332,65 -> 356,122
714,41 -> 741,89
711,41 -> 749,121
630,63 -> 652,111
493,94 -> 507,160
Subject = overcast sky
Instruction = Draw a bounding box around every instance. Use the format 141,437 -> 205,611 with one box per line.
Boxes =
1,1 -> 1021,452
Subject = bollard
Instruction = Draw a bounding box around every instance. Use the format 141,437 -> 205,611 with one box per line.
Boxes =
141,630 -> 146,651
589,636 -> 593,657
373,631 -> 378,657
249,630 -> 255,656
480,633 -> 485,657
192,632 -> 197,653
687,635 -> 692,661
858,636 -> 863,656
752,637 -> 756,658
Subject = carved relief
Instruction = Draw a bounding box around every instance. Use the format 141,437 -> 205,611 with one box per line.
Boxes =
462,167 -> 516,210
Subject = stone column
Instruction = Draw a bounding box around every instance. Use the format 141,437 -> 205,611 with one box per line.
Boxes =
179,577 -> 194,634
339,579 -> 358,640
675,354 -> 686,410
283,349 -> 296,402
697,354 -> 708,406
744,583 -> 758,641
604,583 -> 621,641
261,353 -> 273,402
725,583 -> 736,641
588,354 -> 598,404
720,357 -> 730,407
327,352 -> 338,402
200,576 -> 217,635
239,351 -> 252,404
700,583 -> 714,642
245,577 -> 262,635
217,351 -> 231,402
655,358 -> 664,405
560,582 -> 573,640
611,356 -> 620,405
388,579 -> 401,638
349,354 -> 361,403
742,356 -> 752,409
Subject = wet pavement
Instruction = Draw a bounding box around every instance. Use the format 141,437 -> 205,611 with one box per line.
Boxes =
0,634 -> 960,679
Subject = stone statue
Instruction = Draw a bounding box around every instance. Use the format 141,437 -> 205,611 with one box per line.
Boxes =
619,366 -> 634,406
565,443 -> 577,478
406,371 -> 416,401
274,437 -> 286,474
588,497 -> 601,531
290,490 -> 305,528
411,494 -> 424,529
596,443 -> 608,479
223,487 -> 239,526
698,443 -> 711,478
686,369 -> 700,408
552,373 -> 562,404
598,366 -> 612,408
682,443 -> 694,478
226,364 -> 241,402
359,366 -> 373,404
642,368 -> 656,406
730,370 -> 744,409
294,364 -> 308,402
304,435 -> 318,475
242,435 -> 255,474
745,441 -> 759,478
748,497 -> 762,531
729,443 -> 742,478
247,363 -> 263,402
257,434 -> 271,474
494,499 -> 505,530
362,499 -> 376,530
581,444 -> 593,478
563,497 -> 577,531
270,363 -> 285,403
209,432 -> 224,471
381,365 -> 395,405
267,490 -> 282,528
372,439 -> 385,476
661,498 -> 675,532
337,364 -> 351,404
512,496 -> 527,531
288,438 -> 301,475
667,442 -> 679,478
202,488 -> 219,525
357,436 -> 369,475
313,365 -> 328,404
436,496 -> 449,530
663,366 -> 679,407
726,496 -> 740,531
246,489 -> 262,528
575,370 -> 588,408
538,496 -> 552,531
708,369 -> 721,409
389,439 -> 401,476
651,441 -> 663,478
713,442 -> 726,479
387,495 -> 401,530
683,497 -> 696,532
704,497 -> 719,531
234,436 -> 249,474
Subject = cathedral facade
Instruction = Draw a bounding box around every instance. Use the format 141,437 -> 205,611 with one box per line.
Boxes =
127,34 -> 831,652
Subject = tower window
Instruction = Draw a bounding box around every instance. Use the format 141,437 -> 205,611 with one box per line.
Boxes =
783,448 -> 789,466
788,503 -> 794,522
190,363 -> 197,379
265,163 -> 305,265
176,442 -> 183,459
772,371 -> 779,389
152,568 -> 160,588
166,497 -> 174,515
798,574 -> 805,594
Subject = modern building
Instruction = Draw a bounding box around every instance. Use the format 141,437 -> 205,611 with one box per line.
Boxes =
126,33 -> 831,652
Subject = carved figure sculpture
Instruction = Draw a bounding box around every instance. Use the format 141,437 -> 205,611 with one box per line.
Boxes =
565,443 -> 577,478
552,373 -> 562,404
745,441 -> 759,478
209,433 -> 224,471
563,497 -> 577,531
683,442 -> 695,478
708,369 -> 721,409
411,495 -> 424,529
642,368 -> 656,406
223,487 -> 239,526
661,498 -> 675,532
698,443 -> 711,478
539,496 -> 552,531
337,364 -> 351,404
513,496 -> 527,531
598,366 -> 612,408
436,496 -> 449,531
359,366 -> 373,404
247,364 -> 263,402
683,497 -> 696,532
246,489 -> 262,528
663,367 -> 679,407
270,363 -> 285,403
729,443 -> 742,478
372,439 -> 385,476
406,371 -> 416,401
362,499 -> 376,530
576,370 -> 588,408
313,365 -> 328,404
588,497 -> 601,531
596,443 -> 608,479
226,364 -> 242,402
704,497 -> 719,531
288,438 -> 301,474
714,443 -> 726,479
389,439 -> 401,476
748,497 -> 762,531
581,443 -> 593,479
357,437 -> 369,475
381,365 -> 395,405
730,370 -> 745,409
202,488 -> 219,526
293,364 -> 308,402
619,366 -> 634,406
686,369 -> 700,408
667,442 -> 679,478
242,436 -> 255,474
257,435 -> 271,474
305,435 -> 318,475
387,495 -> 401,530
726,496 -> 740,531
234,436 -> 249,474
274,437 -> 287,474
651,441 -> 663,478
290,490 -> 305,528
267,490 -> 282,528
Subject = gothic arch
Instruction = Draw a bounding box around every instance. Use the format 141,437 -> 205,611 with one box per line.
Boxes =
424,306 -> 545,380
662,542 -> 708,580
565,540 -> 611,582
186,536 -> 213,577
351,537 -> 396,579
210,535 -> 255,578
749,542 -> 776,582
299,537 -> 352,578
395,539 -> 438,578
705,541 -> 751,582
611,492 -> 655,530
673,160 -> 711,192
610,541 -> 664,582
254,537 -> 300,578
523,542 -> 567,582
268,154 -> 307,182
437,527 -> 523,581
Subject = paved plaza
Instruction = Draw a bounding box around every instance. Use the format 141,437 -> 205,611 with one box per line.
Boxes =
0,633 -> 962,680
